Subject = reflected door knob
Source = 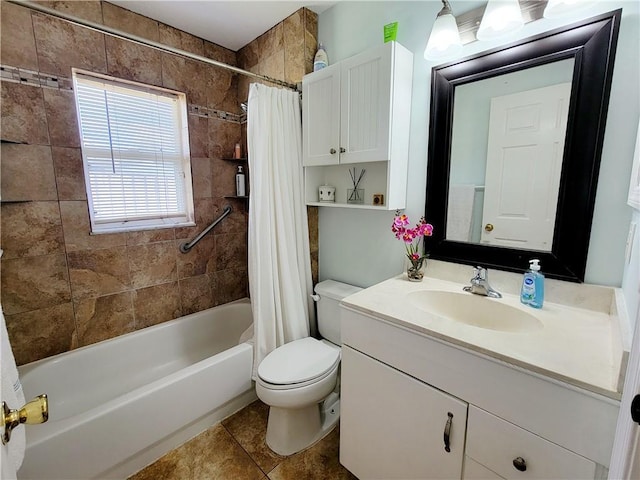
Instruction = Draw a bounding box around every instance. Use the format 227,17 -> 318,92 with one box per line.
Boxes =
484,223 -> 494,232
2,394 -> 49,444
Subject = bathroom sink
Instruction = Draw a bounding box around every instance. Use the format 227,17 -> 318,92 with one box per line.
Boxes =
407,290 -> 543,333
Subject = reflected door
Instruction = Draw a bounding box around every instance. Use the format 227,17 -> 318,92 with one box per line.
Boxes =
481,83 -> 571,250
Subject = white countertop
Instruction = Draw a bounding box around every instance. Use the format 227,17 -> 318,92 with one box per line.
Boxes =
341,273 -> 626,400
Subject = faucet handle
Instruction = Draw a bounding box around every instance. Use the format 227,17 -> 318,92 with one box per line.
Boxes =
472,266 -> 487,279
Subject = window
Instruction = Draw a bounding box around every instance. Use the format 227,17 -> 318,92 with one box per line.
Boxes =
73,70 -> 195,234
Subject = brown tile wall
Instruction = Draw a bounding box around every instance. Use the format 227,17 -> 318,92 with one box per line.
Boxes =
237,8 -> 319,284
0,1 -> 249,365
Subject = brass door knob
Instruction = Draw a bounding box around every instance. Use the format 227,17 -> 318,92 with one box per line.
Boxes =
2,394 -> 49,444
484,223 -> 494,232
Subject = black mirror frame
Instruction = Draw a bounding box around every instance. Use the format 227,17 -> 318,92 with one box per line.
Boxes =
424,10 -> 622,282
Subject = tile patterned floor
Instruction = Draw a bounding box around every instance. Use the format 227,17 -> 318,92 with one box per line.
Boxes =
129,400 -> 357,479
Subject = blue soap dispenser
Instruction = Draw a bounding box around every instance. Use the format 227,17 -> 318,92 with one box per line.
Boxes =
521,259 -> 544,309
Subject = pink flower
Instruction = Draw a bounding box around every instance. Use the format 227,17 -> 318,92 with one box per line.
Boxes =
391,212 -> 435,267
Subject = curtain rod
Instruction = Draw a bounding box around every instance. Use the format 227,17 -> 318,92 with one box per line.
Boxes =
7,0 -> 300,92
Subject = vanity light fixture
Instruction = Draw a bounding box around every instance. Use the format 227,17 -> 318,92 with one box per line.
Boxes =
476,0 -> 524,41
424,0 -> 463,61
543,0 -> 595,18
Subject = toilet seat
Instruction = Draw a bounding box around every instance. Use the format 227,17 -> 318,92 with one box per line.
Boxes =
257,337 -> 340,389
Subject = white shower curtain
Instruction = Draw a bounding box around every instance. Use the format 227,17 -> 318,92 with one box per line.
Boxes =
247,83 -> 315,378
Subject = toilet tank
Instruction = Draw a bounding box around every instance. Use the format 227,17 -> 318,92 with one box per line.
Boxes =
314,280 -> 362,345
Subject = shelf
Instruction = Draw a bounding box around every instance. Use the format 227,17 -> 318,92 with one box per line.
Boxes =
306,201 -> 387,210
224,195 -> 249,199
222,157 -> 247,162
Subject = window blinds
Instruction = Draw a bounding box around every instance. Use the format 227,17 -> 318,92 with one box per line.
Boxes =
73,71 -> 194,233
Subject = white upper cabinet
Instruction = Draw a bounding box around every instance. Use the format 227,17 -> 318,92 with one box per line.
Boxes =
302,41 -> 413,209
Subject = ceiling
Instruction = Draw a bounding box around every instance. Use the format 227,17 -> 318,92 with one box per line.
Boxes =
109,1 -> 337,51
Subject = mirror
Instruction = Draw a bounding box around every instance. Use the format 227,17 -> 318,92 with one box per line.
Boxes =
425,10 -> 622,282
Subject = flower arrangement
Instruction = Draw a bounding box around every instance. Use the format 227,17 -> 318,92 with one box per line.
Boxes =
392,212 -> 434,281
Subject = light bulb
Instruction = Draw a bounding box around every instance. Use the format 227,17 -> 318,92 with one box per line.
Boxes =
476,0 -> 524,41
424,3 -> 462,61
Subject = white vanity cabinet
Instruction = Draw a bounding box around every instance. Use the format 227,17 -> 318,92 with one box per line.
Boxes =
341,346 -> 468,480
339,306 -> 618,480
302,41 -> 413,209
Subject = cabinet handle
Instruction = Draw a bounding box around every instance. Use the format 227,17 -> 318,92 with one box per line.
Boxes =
443,412 -> 453,453
513,457 -> 527,472
330,148 -> 337,154
340,147 -> 346,153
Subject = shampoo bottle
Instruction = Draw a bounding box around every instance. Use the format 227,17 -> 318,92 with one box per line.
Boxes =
520,259 -> 544,309
235,165 -> 246,197
313,43 -> 328,72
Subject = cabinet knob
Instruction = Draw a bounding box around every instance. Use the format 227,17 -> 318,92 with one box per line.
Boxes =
330,148 -> 337,154
340,147 -> 346,153
443,412 -> 453,453
513,457 -> 527,472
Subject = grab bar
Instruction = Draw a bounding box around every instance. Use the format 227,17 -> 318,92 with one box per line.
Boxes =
179,205 -> 232,253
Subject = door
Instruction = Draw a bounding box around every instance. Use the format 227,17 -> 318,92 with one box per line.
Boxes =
340,346 -> 468,479
302,63 -> 341,166
481,83 -> 571,250
339,43 -> 392,164
609,307 -> 640,479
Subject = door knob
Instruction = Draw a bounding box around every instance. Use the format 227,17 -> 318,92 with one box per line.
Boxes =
329,148 -> 336,154
340,147 -> 346,153
2,394 -> 49,445
484,223 -> 494,232
632,394 -> 640,424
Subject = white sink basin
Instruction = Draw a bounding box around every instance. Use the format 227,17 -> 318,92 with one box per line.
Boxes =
407,290 -> 543,333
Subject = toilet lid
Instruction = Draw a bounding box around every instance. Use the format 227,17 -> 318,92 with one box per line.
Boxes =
258,337 -> 340,385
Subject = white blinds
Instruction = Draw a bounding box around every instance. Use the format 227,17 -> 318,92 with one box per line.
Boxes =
73,71 -> 194,233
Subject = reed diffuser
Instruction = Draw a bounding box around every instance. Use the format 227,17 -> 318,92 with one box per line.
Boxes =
347,168 -> 365,204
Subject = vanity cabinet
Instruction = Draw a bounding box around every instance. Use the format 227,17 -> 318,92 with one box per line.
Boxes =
302,41 -> 412,209
341,346 -> 467,480
339,306 -> 618,479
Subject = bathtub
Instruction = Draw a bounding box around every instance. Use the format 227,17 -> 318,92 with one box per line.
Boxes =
17,298 -> 256,480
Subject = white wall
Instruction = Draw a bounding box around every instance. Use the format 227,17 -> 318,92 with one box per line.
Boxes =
317,0 -> 640,289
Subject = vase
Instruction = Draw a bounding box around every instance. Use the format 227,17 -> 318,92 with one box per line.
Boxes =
406,258 -> 426,282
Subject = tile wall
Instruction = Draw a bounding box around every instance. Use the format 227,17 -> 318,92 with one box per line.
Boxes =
0,1 -> 318,365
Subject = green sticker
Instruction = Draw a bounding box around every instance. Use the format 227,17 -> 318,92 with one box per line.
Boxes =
384,22 -> 398,43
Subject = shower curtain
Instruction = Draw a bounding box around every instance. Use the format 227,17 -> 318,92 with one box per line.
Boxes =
247,83 -> 315,378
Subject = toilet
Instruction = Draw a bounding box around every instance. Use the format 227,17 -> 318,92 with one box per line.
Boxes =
255,279 -> 362,456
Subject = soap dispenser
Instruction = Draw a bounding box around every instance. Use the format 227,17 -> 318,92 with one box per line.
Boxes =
520,259 -> 544,309
235,165 -> 246,197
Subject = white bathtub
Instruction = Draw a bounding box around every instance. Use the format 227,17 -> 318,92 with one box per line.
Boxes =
17,299 -> 256,480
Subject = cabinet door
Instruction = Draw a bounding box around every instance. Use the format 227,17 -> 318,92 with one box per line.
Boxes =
341,346 -> 468,480
339,43 -> 393,164
302,64 -> 341,166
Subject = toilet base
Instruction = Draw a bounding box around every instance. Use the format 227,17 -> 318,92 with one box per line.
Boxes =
265,393 -> 340,456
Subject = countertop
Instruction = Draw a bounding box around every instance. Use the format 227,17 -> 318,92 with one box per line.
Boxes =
341,274 -> 627,400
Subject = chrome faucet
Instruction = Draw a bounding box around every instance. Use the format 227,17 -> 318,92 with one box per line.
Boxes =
463,266 -> 502,298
